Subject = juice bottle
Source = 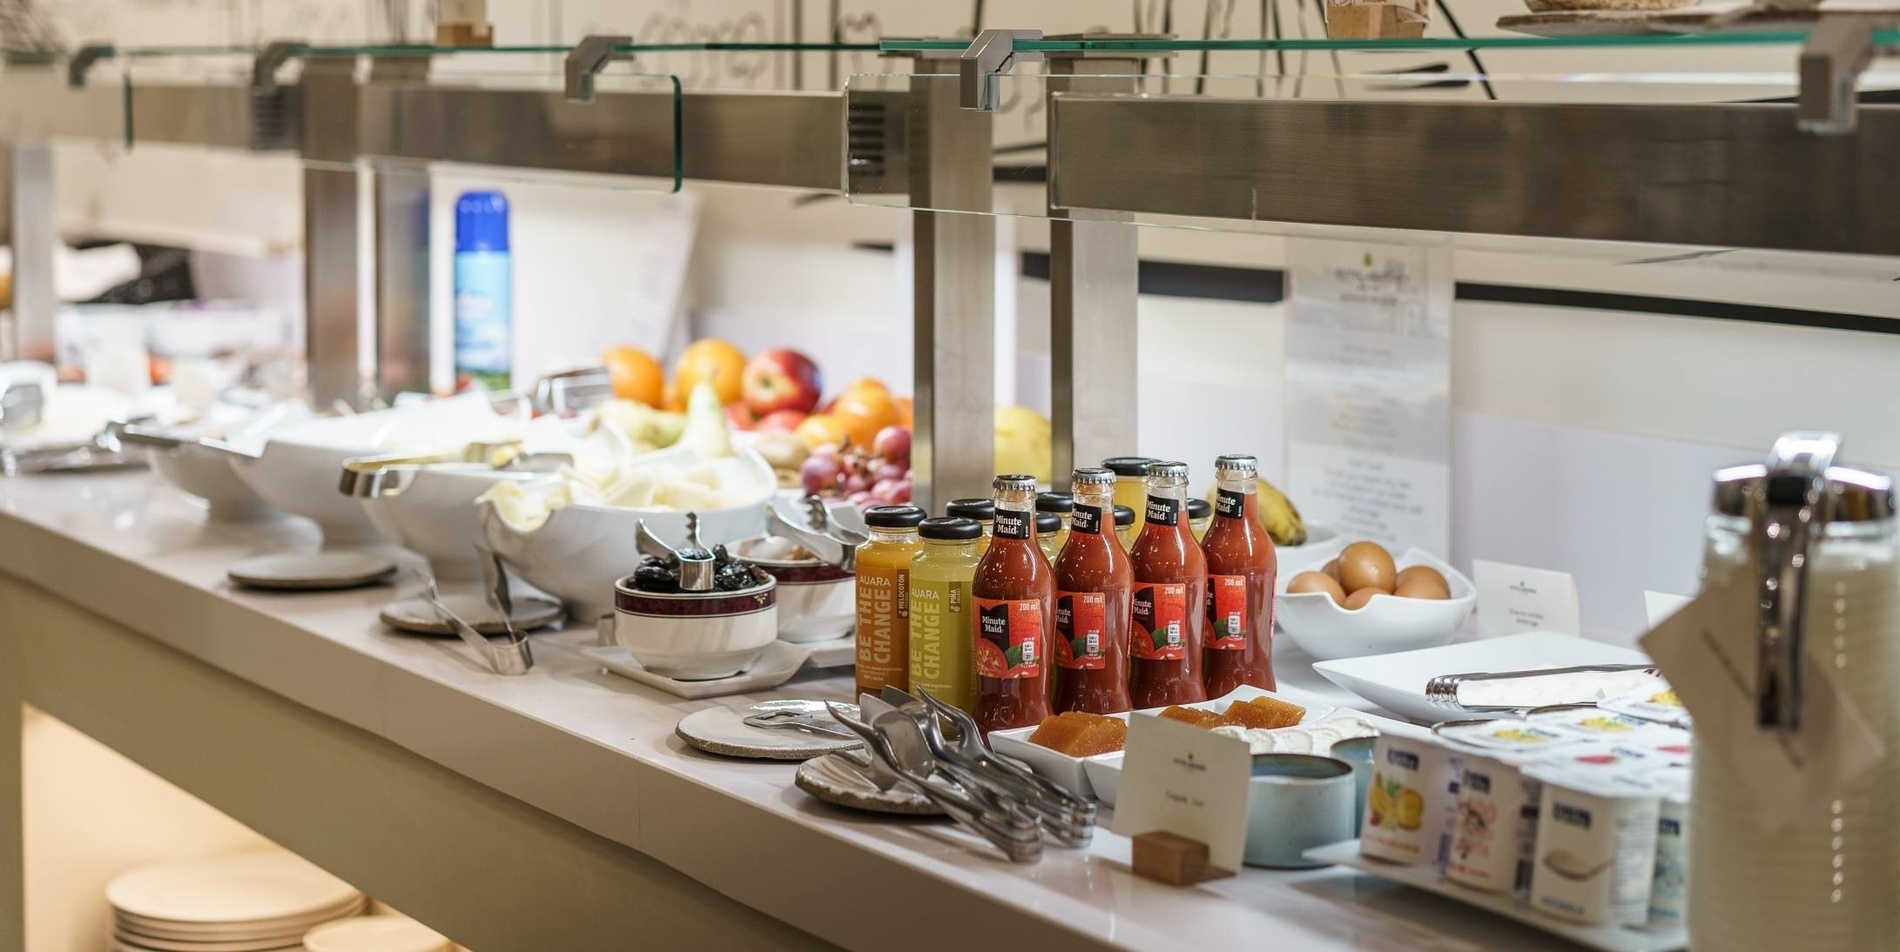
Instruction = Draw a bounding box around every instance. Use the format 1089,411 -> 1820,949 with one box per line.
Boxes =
1114,505 -> 1137,551
1128,461 -> 1208,708
1036,511 -> 1063,563
1052,468 -> 1133,715
1201,454 -> 1279,696
945,498 -> 995,555
1036,491 -> 1073,555
1103,457 -> 1156,539
1188,498 -> 1213,542
973,475 -> 1055,734
855,504 -> 926,698
908,517 -> 982,713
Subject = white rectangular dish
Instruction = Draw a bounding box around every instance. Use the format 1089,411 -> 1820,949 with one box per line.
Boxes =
987,686 -> 1333,800
1311,632 -> 1650,724
1303,840 -> 1686,952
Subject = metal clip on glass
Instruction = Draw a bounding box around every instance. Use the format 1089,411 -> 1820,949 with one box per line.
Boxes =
1711,431 -> 1894,732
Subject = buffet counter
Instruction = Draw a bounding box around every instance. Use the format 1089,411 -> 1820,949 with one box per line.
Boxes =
0,469 -> 1590,952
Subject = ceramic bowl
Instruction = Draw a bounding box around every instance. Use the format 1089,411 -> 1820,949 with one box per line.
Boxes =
478,451 -> 775,621
730,535 -> 854,644
613,575 -> 778,679
210,395 -> 518,548
150,442 -> 276,520
1275,547 -> 1476,662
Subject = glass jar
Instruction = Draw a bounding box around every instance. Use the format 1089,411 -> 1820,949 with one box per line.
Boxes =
1036,491 -> 1073,555
1036,511 -> 1063,563
908,517 -> 982,713
1187,498 -> 1212,542
1689,435 -> 1900,952
1104,457 -> 1156,539
945,497 -> 996,555
855,504 -> 926,698
1114,504 -> 1137,551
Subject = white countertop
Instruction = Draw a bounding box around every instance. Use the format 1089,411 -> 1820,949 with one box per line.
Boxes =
0,469 -> 1605,952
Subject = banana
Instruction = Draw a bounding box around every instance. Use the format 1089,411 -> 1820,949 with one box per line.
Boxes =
1207,477 -> 1307,547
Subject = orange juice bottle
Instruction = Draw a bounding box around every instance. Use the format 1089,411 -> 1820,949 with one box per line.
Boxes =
855,505 -> 926,697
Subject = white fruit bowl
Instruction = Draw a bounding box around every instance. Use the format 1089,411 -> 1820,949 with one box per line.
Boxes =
1275,547 -> 1476,662
730,535 -> 854,644
209,395 -> 518,548
613,575 -> 778,679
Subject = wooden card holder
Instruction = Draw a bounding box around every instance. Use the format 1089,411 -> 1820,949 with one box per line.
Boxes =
1324,4 -> 1429,39
1131,831 -> 1237,887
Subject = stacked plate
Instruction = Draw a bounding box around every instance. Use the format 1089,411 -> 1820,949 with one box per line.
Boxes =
107,852 -> 366,952
304,914 -> 451,952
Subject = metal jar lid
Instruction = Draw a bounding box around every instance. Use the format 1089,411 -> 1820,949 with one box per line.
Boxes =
1215,453 -> 1259,474
1146,461 -> 1189,480
1070,467 -> 1115,488
993,474 -> 1039,492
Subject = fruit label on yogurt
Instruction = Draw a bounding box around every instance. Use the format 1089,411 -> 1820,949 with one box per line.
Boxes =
1206,575 -> 1249,649
1436,720 -> 1579,753
1131,583 -> 1189,660
974,597 -> 1042,679
1145,495 -> 1182,527
1361,735 -> 1462,869
1055,590 -> 1108,670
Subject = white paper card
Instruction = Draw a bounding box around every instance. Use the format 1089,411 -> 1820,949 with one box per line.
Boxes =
1641,572 -> 1885,831
1285,238 -> 1452,555
1644,591 -> 1695,630
1472,559 -> 1582,638
1111,713 -> 1254,873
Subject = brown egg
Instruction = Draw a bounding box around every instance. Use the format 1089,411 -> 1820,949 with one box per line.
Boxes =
1337,541 -> 1396,595
1395,565 -> 1448,592
1321,558 -> 1341,582
1344,587 -> 1381,611
1394,578 -> 1451,600
1287,571 -> 1347,607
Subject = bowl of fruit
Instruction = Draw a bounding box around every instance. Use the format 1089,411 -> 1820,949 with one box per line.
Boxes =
614,550 -> 778,680
730,534 -> 854,644
1275,540 -> 1476,661
798,423 -> 913,511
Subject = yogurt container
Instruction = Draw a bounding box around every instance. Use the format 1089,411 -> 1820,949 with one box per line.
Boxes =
1526,706 -> 1674,741
1445,752 -> 1543,896
1527,774 -> 1661,926
1650,792 -> 1690,925
1361,734 -> 1461,868
1434,718 -> 1579,755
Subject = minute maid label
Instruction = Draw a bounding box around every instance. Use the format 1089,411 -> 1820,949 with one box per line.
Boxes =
994,507 -> 1031,540
1146,495 -> 1181,527
974,597 -> 1042,679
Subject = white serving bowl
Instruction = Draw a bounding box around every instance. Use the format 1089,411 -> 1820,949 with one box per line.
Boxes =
613,575 -> 778,679
209,394 -> 517,548
138,403 -> 310,521
1275,547 -> 1476,662
730,535 -> 855,644
478,450 -> 775,621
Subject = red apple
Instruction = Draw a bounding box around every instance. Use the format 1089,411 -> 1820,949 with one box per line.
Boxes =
725,403 -> 756,431
755,409 -> 809,432
741,348 -> 823,417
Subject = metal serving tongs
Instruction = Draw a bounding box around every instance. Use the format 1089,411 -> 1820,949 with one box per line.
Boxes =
882,686 -> 1096,846
1424,663 -> 1661,714
912,687 -> 1100,824
764,503 -> 857,571
339,440 -> 573,499
415,569 -> 533,676
826,702 -> 1044,863
637,514 -> 715,592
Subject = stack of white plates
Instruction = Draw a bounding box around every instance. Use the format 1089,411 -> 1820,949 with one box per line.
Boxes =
107,853 -> 366,952
304,914 -> 450,952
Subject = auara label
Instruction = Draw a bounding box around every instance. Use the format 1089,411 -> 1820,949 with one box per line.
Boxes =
1145,495 -> 1182,527
1215,488 -> 1247,520
1207,574 -> 1249,649
1071,503 -> 1104,535
974,597 -> 1042,679
1055,590 -> 1108,670
993,507 -> 1032,540
1130,582 -> 1188,660
855,566 -> 909,691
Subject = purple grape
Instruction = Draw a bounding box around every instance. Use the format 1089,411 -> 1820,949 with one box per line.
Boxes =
800,454 -> 843,496
872,461 -> 908,484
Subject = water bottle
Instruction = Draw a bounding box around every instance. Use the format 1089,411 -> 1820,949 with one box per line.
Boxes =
453,190 -> 511,392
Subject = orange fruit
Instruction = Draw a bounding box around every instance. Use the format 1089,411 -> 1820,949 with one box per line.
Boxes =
795,413 -> 851,449
659,381 -> 685,412
832,388 -> 901,448
894,396 -> 914,428
674,339 -> 746,405
602,345 -> 664,406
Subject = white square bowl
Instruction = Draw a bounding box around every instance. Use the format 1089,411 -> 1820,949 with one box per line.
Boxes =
1275,547 -> 1477,662
988,685 -> 1333,801
1310,631 -> 1650,724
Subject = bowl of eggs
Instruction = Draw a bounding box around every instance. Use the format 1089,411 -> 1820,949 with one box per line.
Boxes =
1276,541 -> 1475,661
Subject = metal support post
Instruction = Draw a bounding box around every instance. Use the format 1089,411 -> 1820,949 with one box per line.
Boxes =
370,56 -> 432,400
6,143 -> 55,364
907,59 -> 995,511
296,55 -> 370,410
1046,46 -> 1149,488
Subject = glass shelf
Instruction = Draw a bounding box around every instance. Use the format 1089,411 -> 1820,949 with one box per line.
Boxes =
880,32 -> 1900,53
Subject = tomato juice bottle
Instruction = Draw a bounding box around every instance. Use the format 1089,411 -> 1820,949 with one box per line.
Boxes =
1128,461 -> 1208,708
1052,468 -> 1133,715
1200,454 -> 1279,695
973,475 -> 1055,734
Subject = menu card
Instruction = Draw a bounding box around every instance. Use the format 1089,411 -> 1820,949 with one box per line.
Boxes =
1285,238 -> 1452,555
1111,713 -> 1253,873
1472,559 -> 1581,637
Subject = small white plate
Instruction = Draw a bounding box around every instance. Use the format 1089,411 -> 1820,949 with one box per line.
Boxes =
113,899 -> 364,938
1311,632 -> 1651,724
112,929 -> 308,952
1303,840 -> 1686,952
794,752 -> 941,815
800,633 -> 855,668
583,640 -> 813,699
675,703 -> 861,760
303,914 -> 451,952
987,685 -> 1335,800
107,852 -> 362,924
227,552 -> 396,592
379,593 -> 563,636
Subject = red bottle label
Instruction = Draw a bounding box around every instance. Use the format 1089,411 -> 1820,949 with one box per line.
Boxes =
1207,574 -> 1249,650
1130,583 -> 1188,660
975,597 -> 1042,679
1054,590 -> 1108,670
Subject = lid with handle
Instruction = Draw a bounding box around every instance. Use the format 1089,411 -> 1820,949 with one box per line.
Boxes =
1709,431 -> 1894,732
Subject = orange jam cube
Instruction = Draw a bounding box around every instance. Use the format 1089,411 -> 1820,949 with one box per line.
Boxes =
1027,711 -> 1128,756
1158,706 -> 1238,731
1225,696 -> 1306,730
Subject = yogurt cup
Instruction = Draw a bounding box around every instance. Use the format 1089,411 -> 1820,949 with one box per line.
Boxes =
1446,752 -> 1543,896
1527,774 -> 1661,926
1649,793 -> 1690,925
1360,734 -> 1461,868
